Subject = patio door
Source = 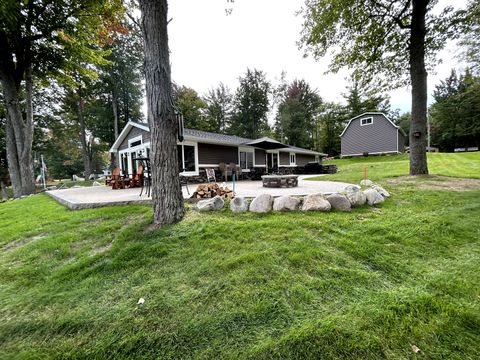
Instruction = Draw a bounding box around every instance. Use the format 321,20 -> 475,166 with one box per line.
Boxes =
267,153 -> 278,172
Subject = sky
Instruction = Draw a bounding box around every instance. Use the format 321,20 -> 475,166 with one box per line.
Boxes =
167,0 -> 467,115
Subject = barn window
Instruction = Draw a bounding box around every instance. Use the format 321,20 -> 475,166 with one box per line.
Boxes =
361,117 -> 373,126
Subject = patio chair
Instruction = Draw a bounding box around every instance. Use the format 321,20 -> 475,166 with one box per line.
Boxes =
205,168 -> 216,183
129,164 -> 144,188
109,167 -> 126,190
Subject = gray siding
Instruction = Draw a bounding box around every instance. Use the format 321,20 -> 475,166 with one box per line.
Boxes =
296,154 -> 315,166
341,114 -> 399,156
119,126 -> 150,150
198,143 -> 238,165
279,152 -> 289,166
255,149 -> 266,165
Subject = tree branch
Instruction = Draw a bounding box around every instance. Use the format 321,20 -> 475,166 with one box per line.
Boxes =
369,0 -> 412,29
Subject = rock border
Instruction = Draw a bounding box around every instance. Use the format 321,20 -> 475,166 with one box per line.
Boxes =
192,179 -> 390,214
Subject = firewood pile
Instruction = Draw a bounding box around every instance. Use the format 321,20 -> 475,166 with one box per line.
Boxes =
191,183 -> 235,199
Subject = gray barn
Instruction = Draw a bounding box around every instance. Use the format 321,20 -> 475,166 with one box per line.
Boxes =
340,112 -> 406,157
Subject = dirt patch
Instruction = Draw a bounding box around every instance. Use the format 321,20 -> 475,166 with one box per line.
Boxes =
91,243 -> 112,256
84,218 -> 103,225
3,234 -> 46,251
386,175 -> 480,191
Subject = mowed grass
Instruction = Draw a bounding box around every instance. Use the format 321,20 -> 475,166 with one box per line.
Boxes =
1,154 -> 480,359
309,152 -> 480,183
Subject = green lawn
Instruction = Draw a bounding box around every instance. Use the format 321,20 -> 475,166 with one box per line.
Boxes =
308,152 -> 480,183
1,154 -> 480,359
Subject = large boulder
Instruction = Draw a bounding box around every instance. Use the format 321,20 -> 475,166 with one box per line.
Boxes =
344,187 -> 367,207
301,193 -> 331,211
345,185 -> 361,192
249,194 -> 273,213
360,179 -> 374,186
273,196 -> 300,211
326,193 -> 352,212
230,197 -> 249,213
197,195 -> 225,211
372,185 -> 390,198
364,188 -> 385,205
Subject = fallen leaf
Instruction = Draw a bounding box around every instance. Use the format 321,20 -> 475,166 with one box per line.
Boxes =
137,297 -> 145,305
411,344 -> 421,353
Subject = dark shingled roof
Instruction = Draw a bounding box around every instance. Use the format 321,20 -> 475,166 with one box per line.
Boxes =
126,121 -> 325,155
184,128 -> 253,146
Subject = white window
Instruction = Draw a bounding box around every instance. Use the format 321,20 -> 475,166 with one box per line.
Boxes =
289,153 -> 296,166
128,135 -> 143,148
177,142 -> 198,175
361,117 -> 373,126
239,151 -> 254,170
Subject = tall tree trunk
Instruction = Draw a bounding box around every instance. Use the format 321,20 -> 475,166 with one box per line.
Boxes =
409,0 -> 429,175
140,0 -> 185,226
1,75 -> 35,197
77,87 -> 92,180
124,89 -> 129,123
1,180 -> 8,200
112,88 -> 119,139
111,89 -> 119,167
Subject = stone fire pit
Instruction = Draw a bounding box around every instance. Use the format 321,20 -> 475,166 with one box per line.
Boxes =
261,175 -> 299,188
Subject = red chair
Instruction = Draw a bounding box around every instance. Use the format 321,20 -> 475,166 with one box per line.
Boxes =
108,168 -> 126,190
130,164 -> 144,188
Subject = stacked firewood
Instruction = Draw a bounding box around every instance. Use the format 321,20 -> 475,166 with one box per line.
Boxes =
191,183 -> 235,199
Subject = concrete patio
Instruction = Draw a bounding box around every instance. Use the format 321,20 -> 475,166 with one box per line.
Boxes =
46,175 -> 355,210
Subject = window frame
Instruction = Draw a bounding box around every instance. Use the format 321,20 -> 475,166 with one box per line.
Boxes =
238,147 -> 255,171
289,152 -> 296,166
360,117 -> 373,126
128,135 -> 143,148
178,141 -> 199,176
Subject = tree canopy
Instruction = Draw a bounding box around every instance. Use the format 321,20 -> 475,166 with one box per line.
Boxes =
0,0 -> 125,196
299,0 -> 467,175
430,69 -> 480,151
230,68 -> 271,139
275,79 -> 322,149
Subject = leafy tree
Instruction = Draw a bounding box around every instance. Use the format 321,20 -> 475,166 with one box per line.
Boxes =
0,0 -> 124,197
204,83 -> 233,134
102,21 -> 144,139
275,79 -> 322,149
139,0 -> 185,226
430,69 -> 480,151
230,68 -> 271,139
316,103 -> 348,156
174,85 -> 210,131
395,112 -> 411,146
460,1 -> 480,75
343,77 -> 391,118
33,113 -> 85,179
300,0 -> 466,175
